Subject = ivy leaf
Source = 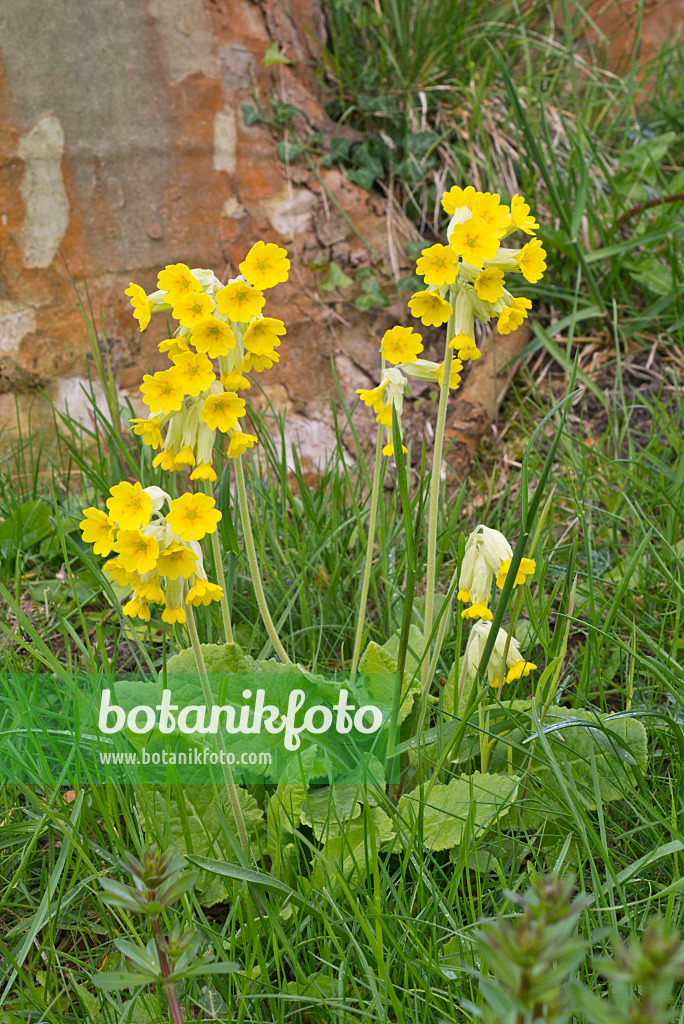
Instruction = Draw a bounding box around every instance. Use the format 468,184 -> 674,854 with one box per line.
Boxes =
355,275 -> 390,311
241,104 -> 265,127
319,261 -> 353,292
276,137 -> 306,162
397,771 -> 520,851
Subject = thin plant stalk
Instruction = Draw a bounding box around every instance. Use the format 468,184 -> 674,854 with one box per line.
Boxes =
350,423 -> 385,681
185,603 -> 250,857
421,303 -> 456,692
234,455 -> 290,663
151,918 -> 185,1024
203,480 -> 234,644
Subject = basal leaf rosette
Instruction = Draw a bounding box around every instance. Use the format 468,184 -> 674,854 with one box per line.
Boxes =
126,241 -> 289,480
80,482 -> 224,626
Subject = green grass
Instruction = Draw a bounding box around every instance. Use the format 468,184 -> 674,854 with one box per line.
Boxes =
0,1 -> 684,1020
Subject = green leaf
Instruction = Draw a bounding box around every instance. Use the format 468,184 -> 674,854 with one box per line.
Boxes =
187,856 -> 318,913
92,971 -> 153,991
277,137 -> 305,162
313,805 -> 395,884
358,638 -> 419,723
486,701 -> 647,825
397,771 -> 520,851
139,786 -> 265,906
346,166 -> 376,191
165,641 -> 256,676
241,104 -> 265,127
0,500 -> 52,557
319,261 -> 353,292
263,41 -> 292,66
300,785 -> 362,840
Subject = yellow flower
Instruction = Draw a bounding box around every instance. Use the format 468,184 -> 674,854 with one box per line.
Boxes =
125,282 -> 153,332
156,542 -> 197,580
240,241 -> 290,289
241,350 -> 279,373
153,449 -> 180,471
496,557 -> 536,590
140,369 -> 185,415
448,217 -> 500,267
474,267 -> 505,303
157,263 -> 201,302
162,603 -> 186,625
172,290 -> 215,328
356,383 -> 386,416
516,238 -> 546,283
170,350 -> 216,396
190,462 -> 217,481
129,417 -> 163,449
243,317 -> 286,355
158,336 -> 190,359
449,331 -> 481,361
461,601 -> 493,621
505,659 -> 537,683
136,579 -> 166,604
435,359 -> 463,390
381,325 -> 423,365
227,430 -> 258,458
166,492 -> 222,542
114,529 -> 160,575
510,195 -> 538,235
221,369 -> 251,391
215,280 -> 266,322
80,508 -> 116,556
106,481 -> 152,530
471,192 -> 510,234
103,558 -> 141,589
200,391 -> 246,432
376,403 -> 393,426
123,598 -> 151,622
497,297 -> 532,335
190,316 -> 236,358
457,589 -> 471,602
382,440 -> 407,457
186,579 -> 224,607
441,185 -> 477,215
173,446 -> 196,466
408,290 -> 453,327
416,244 -> 459,287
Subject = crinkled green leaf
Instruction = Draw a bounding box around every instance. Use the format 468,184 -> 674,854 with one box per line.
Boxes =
139,786 -> 265,906
397,771 -> 520,851
485,700 -> 647,825
165,642 -> 256,676
313,805 -> 395,884
300,785 -> 363,840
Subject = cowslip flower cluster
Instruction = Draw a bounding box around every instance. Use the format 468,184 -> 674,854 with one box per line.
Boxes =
414,185 -> 546,361
355,185 -> 544,454
457,524 -> 536,686
126,241 -> 290,480
79,481 -> 223,625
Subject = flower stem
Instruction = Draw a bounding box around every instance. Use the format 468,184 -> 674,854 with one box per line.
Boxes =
185,603 -> 250,858
203,481 -> 234,644
350,424 -> 385,682
234,456 -> 290,663
421,305 -> 456,693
